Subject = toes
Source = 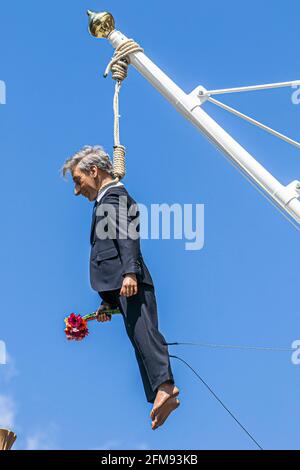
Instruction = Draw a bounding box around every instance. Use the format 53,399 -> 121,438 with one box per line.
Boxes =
151,418 -> 159,430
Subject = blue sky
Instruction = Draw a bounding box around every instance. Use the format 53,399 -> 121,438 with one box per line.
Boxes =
0,0 -> 299,450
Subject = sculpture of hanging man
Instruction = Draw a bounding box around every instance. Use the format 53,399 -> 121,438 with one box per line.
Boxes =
62,145 -> 180,430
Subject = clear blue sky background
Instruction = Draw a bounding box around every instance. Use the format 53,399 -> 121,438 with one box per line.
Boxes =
0,0 -> 299,450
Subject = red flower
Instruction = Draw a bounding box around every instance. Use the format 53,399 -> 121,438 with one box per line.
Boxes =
64,313 -> 89,341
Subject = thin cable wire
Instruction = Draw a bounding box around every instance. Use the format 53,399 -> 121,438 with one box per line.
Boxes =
207,96 -> 300,149
166,341 -> 293,352
203,80 -> 300,96
220,147 -> 300,232
196,117 -> 300,232
193,88 -> 300,231
170,354 -> 264,450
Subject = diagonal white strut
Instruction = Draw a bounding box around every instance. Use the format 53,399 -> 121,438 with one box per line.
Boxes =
107,30 -> 300,226
206,96 -> 300,149
203,79 -> 300,95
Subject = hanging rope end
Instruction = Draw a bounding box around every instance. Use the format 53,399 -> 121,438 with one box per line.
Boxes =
113,144 -> 126,181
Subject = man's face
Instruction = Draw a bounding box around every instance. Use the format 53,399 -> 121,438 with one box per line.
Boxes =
72,166 -> 99,201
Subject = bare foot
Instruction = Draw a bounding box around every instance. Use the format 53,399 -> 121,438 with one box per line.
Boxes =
150,383 -> 179,420
151,397 -> 180,430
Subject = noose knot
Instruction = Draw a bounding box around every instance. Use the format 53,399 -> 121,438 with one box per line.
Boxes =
111,58 -> 129,82
113,145 -> 126,181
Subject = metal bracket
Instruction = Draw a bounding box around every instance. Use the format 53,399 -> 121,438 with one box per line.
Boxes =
188,85 -> 209,111
274,180 -> 300,206
285,180 -> 300,201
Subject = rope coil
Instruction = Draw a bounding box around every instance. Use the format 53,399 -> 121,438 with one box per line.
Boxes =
104,39 -> 144,181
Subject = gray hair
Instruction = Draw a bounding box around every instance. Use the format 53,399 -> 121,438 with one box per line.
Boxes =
61,145 -> 114,178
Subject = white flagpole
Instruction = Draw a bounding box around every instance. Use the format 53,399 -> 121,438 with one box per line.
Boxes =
87,12 -> 300,226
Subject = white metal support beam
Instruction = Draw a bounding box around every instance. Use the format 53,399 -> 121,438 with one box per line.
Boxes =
106,29 -> 300,226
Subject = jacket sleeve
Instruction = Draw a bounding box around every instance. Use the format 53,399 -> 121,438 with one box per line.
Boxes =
103,190 -> 142,278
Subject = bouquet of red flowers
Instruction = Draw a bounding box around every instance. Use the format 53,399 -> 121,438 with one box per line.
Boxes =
64,308 -> 121,341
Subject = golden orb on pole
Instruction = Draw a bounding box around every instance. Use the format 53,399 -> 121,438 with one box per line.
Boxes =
87,10 -> 115,39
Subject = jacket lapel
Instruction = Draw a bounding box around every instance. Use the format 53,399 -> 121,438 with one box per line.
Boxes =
90,185 -> 124,244
90,200 -> 99,245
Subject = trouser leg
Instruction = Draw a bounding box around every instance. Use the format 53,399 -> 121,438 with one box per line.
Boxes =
99,285 -> 174,404
118,285 -> 174,404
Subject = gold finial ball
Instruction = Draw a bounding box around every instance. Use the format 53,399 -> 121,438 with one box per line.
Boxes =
87,10 -> 115,38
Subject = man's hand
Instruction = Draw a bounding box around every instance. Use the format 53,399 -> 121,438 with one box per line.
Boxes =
96,303 -> 112,323
120,273 -> 138,297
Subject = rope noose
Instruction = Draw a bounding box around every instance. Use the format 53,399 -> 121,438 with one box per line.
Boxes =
104,39 -> 144,182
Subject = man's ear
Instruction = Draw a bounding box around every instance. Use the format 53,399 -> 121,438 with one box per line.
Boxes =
91,165 -> 99,178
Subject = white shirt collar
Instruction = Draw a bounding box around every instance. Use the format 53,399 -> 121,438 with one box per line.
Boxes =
96,181 -> 124,203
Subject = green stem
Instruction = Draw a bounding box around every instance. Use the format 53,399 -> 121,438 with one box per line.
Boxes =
83,308 -> 121,321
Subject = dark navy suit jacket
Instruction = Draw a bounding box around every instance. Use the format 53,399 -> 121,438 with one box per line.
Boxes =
90,185 -> 154,292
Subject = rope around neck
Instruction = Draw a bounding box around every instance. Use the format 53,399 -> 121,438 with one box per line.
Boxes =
104,39 -> 144,182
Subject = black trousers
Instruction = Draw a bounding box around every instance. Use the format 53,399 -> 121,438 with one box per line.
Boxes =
99,284 -> 174,404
